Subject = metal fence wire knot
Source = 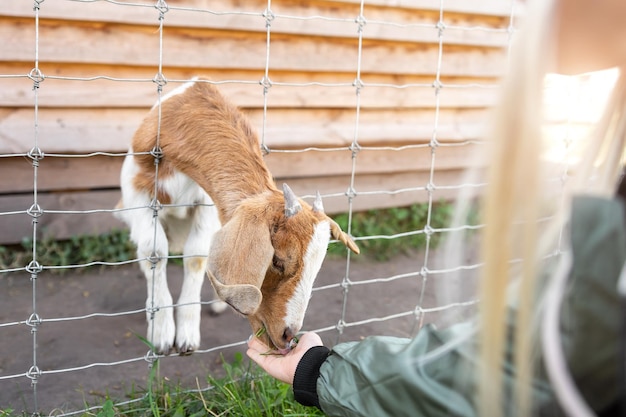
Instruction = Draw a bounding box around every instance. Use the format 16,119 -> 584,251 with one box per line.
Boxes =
28,68 -> 45,89
26,260 -> 43,275
263,8 -> 275,27
27,146 -> 45,164
260,75 -> 273,94
155,0 -> 169,17
152,73 -> 168,92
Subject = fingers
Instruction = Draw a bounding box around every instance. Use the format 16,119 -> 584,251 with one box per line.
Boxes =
246,339 -> 276,375
297,332 -> 324,348
246,343 -> 293,384
247,334 -> 269,354
246,331 -> 326,385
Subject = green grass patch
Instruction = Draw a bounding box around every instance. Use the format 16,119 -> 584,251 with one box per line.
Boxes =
329,202 -> 456,260
0,202 -> 459,271
1,353 -> 325,417
0,229 -> 136,273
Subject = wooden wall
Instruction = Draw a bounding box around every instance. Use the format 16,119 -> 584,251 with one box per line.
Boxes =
0,0 -> 513,245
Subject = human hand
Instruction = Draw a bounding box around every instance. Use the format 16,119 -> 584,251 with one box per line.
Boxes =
246,332 -> 324,385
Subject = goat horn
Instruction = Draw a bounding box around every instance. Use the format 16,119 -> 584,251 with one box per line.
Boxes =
313,191 -> 324,213
283,183 -> 302,218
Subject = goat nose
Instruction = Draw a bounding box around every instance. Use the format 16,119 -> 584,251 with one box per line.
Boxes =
282,327 -> 295,343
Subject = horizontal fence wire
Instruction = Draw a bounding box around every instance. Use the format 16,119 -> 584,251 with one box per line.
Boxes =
0,0 -> 526,415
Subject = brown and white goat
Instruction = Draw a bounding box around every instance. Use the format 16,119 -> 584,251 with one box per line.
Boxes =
115,79 -> 359,355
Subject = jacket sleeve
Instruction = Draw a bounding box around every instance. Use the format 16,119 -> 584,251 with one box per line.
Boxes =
293,345 -> 331,408
316,323 -> 482,417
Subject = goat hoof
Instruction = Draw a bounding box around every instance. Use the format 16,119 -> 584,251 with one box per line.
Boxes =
149,341 -> 175,356
154,344 -> 174,356
177,345 -> 195,356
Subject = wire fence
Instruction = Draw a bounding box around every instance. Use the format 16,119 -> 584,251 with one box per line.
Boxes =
0,0 -> 528,415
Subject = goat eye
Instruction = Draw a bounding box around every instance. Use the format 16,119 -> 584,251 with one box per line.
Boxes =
272,255 -> 285,273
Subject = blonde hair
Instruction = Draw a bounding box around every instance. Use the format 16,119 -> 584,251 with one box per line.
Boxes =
477,0 -> 626,415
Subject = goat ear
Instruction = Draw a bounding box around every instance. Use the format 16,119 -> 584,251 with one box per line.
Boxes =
207,210 -> 273,315
329,219 -> 360,254
313,191 -> 359,254
207,269 -> 261,315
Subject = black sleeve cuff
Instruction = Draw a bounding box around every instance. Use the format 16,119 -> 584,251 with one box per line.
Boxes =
293,345 -> 331,409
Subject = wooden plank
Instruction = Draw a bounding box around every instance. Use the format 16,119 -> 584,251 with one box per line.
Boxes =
338,0 -> 515,16
287,169 -> 479,214
0,75 -> 500,110
0,107 -> 141,154
0,142 -> 483,194
0,62 -> 493,120
1,0 -> 516,21
0,169 -> 470,245
1,1 -> 512,47
265,143 -> 485,178
0,69 -> 500,109
0,190 -> 126,246
0,107 -> 488,154
0,156 -> 124,195
1,17 -> 508,77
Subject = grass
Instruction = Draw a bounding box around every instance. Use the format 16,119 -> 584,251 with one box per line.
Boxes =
0,352 -> 324,417
0,228 -> 136,273
328,201 -> 456,260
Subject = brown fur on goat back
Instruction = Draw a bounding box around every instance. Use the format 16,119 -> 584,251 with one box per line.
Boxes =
131,80 -> 275,223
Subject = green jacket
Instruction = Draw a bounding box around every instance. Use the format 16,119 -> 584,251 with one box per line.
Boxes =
294,196 -> 626,416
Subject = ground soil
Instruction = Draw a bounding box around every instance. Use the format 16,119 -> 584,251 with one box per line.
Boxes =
0,251 -> 476,414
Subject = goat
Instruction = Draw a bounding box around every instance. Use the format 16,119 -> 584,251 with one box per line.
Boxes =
115,78 -> 359,355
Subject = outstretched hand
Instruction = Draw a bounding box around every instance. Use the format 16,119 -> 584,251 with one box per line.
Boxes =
246,332 -> 324,384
